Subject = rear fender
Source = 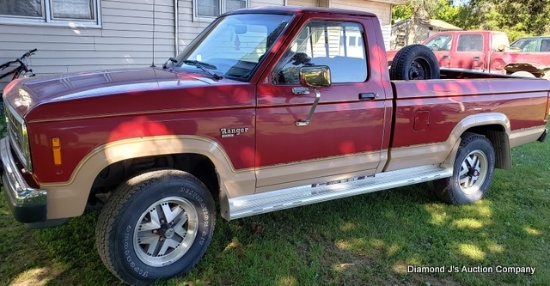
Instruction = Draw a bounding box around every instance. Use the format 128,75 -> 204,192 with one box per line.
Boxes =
441,113 -> 511,170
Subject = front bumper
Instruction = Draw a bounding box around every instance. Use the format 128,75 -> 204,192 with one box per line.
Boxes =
0,137 -> 47,223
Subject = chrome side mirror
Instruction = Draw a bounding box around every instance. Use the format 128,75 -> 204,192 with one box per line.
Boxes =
299,65 -> 332,87
295,66 -> 331,127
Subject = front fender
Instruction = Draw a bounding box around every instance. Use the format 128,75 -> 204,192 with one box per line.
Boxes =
40,135 -> 255,220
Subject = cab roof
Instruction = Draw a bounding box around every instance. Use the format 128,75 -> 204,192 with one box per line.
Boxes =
226,6 -> 377,18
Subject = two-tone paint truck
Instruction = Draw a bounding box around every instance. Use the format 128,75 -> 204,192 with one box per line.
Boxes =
2,6 -> 549,285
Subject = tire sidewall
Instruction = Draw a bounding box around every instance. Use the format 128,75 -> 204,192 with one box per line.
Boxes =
112,174 -> 215,283
450,136 -> 495,204
390,44 -> 440,80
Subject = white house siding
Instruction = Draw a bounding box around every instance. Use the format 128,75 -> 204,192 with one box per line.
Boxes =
177,0 -> 210,53
176,0 -> 284,54
1,0 -> 394,90
251,0 -> 285,7
331,0 -> 391,25
0,0 -> 175,89
288,0 -> 318,6
331,0 -> 392,50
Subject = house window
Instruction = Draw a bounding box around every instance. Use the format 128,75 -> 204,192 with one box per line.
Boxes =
0,0 -> 100,27
194,0 -> 249,19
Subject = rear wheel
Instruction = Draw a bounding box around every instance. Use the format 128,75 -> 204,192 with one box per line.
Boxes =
96,169 -> 215,285
433,133 -> 495,204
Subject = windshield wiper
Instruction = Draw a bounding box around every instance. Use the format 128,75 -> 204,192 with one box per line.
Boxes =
162,57 -> 178,69
182,60 -> 222,80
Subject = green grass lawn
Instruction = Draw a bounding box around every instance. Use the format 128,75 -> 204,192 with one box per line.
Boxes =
1,130 -> 549,286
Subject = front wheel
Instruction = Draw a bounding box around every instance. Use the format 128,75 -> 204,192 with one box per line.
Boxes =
433,133 -> 495,204
96,170 -> 215,285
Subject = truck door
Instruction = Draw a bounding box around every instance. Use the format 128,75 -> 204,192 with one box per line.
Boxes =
451,33 -> 486,71
424,33 -> 453,68
255,16 -> 387,189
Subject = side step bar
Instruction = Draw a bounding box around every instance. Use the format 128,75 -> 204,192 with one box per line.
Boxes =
228,165 -> 453,220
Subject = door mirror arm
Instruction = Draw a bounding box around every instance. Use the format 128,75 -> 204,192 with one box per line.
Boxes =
295,66 -> 331,127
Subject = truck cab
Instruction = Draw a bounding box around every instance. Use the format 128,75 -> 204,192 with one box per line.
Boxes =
420,30 -> 509,72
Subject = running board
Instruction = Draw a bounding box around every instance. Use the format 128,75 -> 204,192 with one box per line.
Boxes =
228,165 -> 452,220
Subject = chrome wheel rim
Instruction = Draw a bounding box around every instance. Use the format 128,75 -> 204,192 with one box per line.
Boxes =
133,196 -> 198,267
458,150 -> 488,194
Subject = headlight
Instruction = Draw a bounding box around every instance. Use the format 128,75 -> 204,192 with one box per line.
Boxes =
5,103 -> 32,172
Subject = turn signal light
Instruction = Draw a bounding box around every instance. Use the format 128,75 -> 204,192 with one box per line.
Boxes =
52,137 -> 62,165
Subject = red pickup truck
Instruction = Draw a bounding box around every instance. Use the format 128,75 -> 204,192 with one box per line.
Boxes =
2,6 -> 549,285
388,30 -> 550,78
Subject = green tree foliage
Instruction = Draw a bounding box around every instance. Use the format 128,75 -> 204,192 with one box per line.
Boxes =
392,0 -> 440,22
393,0 -> 550,42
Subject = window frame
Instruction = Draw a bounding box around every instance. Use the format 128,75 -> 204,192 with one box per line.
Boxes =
425,34 -> 452,51
193,0 -> 250,21
457,34 -> 484,52
272,20 -> 368,85
0,0 -> 101,28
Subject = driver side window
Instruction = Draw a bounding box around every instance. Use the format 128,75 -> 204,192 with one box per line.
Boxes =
272,21 -> 367,84
425,34 -> 452,51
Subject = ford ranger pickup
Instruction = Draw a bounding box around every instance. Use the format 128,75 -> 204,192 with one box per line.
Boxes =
1,6 -> 549,285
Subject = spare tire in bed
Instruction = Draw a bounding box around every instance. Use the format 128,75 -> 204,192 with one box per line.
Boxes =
389,44 -> 440,80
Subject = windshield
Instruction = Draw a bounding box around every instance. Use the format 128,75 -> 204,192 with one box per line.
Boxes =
510,38 -> 537,52
174,13 -> 292,80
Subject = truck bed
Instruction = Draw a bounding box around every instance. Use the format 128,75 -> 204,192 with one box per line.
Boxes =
386,72 -> 550,171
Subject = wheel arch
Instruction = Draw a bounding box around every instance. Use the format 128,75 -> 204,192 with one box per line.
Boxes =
489,57 -> 506,74
504,62 -> 548,78
41,135 -> 255,221
442,113 -> 511,170
463,125 -> 511,169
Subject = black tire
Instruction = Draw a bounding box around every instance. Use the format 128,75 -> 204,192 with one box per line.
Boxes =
389,44 -> 440,80
96,169 -> 215,285
433,133 -> 495,205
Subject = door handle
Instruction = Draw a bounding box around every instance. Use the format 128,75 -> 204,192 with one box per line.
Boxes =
473,56 -> 481,61
359,93 -> 379,100
292,87 -> 310,95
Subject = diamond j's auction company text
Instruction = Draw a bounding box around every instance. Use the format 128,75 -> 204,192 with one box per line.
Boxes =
408,265 -> 536,275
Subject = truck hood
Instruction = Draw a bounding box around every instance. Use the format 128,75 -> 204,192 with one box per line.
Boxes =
3,67 -> 252,121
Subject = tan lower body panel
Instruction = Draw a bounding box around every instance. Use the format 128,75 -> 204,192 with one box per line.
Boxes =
509,126 -> 547,147
40,120 -> 545,220
255,150 -> 384,193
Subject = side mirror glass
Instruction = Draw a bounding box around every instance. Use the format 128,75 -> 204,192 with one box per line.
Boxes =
299,65 -> 331,88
